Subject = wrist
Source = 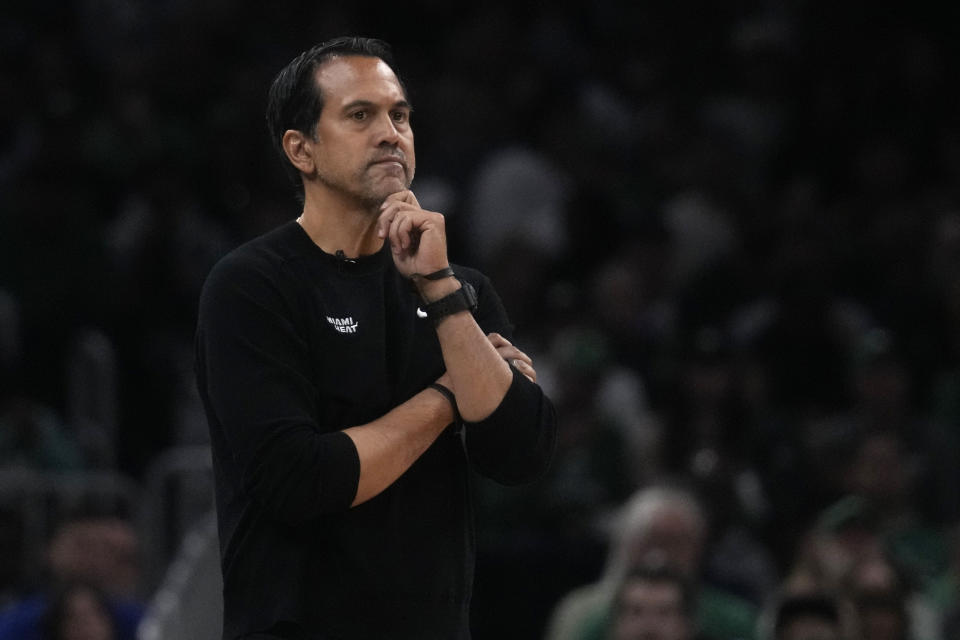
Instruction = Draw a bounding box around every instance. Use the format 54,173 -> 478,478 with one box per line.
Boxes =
428,382 -> 460,424
412,266 -> 457,302
417,277 -> 461,303
421,279 -> 478,325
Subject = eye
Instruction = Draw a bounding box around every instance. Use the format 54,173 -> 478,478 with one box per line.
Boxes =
391,110 -> 409,124
351,110 -> 367,121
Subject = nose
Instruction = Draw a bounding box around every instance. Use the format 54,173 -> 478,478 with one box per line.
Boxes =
373,112 -> 401,146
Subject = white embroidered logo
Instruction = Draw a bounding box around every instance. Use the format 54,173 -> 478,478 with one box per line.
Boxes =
416,307 -> 428,319
326,316 -> 358,334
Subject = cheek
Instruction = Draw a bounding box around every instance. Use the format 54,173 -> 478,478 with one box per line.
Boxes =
406,143 -> 415,167
402,130 -> 415,153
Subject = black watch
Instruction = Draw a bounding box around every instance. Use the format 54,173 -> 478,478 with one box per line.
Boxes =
423,280 -> 478,324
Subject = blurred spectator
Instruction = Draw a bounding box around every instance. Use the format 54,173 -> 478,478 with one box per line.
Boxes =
462,144 -> 569,270
781,502 -> 943,640
782,497 -> 883,597
0,512 -> 144,640
45,515 -> 141,600
587,228 -> 678,387
651,319 -> 778,608
460,145 -> 571,334
610,562 -> 702,640
546,483 -> 759,640
842,548 -> 939,640
40,581 -> 117,640
3,4 -> 960,638
844,431 -> 950,586
806,419 -> 952,593
471,327 -> 636,639
822,327 -> 958,526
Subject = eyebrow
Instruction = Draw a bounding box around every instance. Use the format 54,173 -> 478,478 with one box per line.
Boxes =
341,99 -> 413,112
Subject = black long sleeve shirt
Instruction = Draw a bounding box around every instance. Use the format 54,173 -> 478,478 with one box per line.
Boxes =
195,221 -> 556,639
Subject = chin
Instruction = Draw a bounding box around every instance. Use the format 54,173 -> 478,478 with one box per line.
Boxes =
374,179 -> 410,199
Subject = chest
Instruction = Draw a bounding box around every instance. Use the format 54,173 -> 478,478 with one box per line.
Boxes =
299,270 -> 444,424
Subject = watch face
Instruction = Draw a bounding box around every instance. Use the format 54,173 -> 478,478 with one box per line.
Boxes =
426,280 -> 478,321
462,281 -> 478,309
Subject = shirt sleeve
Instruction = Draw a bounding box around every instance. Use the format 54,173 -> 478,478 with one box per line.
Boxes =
461,272 -> 557,485
195,252 -> 360,525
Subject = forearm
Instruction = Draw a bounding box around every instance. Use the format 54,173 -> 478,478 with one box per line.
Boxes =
434,312 -> 512,421
343,385 -> 454,506
418,277 -> 512,422
375,192 -> 522,422
465,368 -> 557,485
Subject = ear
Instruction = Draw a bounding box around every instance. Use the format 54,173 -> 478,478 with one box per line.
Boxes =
282,129 -> 315,175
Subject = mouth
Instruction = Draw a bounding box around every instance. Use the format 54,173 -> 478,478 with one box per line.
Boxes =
369,157 -> 406,171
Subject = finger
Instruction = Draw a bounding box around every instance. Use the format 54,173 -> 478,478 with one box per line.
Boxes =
377,199 -> 409,236
511,359 -> 536,383
397,215 -> 415,250
388,211 -> 408,252
403,190 -> 420,207
382,189 -> 420,207
376,205 -> 398,239
486,332 -> 511,348
382,190 -> 410,206
497,346 -> 533,367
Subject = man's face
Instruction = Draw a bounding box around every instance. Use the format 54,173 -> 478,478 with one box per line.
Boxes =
628,507 -> 704,579
613,580 -> 691,640
309,55 -> 415,207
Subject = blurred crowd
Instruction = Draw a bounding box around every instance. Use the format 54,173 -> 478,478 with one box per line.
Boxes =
2,1 -> 960,639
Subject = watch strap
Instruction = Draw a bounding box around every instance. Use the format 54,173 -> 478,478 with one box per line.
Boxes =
419,266 -> 456,281
423,280 -> 478,324
428,382 -> 460,423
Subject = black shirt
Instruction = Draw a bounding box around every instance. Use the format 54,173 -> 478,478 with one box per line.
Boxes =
195,221 -> 556,639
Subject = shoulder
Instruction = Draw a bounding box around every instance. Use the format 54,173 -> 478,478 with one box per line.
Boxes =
197,222 -> 314,327
546,583 -> 611,640
203,222 -> 305,294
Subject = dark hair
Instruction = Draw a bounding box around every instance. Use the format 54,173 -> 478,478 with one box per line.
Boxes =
773,593 -> 841,637
265,36 -> 405,198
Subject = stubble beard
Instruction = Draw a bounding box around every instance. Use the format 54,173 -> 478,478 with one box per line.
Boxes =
317,164 -> 413,212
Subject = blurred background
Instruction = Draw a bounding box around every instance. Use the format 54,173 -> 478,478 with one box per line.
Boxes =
1,2 -> 959,639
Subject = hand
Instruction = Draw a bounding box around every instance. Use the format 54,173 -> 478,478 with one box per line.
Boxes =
377,190 -> 449,280
487,333 -> 537,383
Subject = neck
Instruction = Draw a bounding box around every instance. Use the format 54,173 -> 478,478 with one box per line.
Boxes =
298,188 -> 384,258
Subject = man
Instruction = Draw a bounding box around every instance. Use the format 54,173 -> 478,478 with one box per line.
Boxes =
610,563 -> 700,640
546,485 -> 758,640
0,513 -> 143,640
194,37 -> 557,639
